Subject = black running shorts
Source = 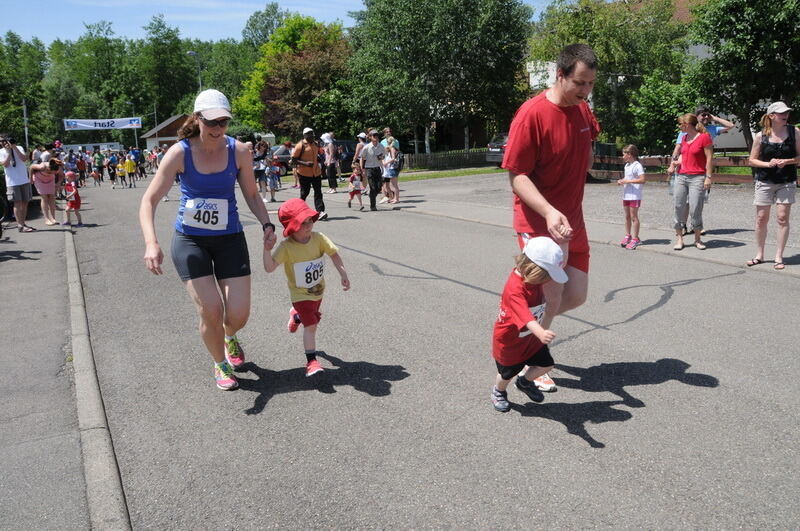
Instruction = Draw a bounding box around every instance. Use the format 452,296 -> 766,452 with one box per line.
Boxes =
170,230 -> 251,281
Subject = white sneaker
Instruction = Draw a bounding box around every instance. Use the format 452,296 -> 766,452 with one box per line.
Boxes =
379,197 -> 390,204
516,370 -> 557,392
318,211 -> 329,221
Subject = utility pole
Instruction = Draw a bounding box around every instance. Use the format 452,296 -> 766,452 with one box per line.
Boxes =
187,51 -> 202,92
126,101 -> 139,149
22,98 -> 30,151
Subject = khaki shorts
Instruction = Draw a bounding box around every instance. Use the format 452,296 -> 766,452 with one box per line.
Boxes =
754,180 -> 796,206
7,182 -> 33,202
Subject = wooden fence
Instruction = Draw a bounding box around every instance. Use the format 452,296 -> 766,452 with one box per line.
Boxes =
404,149 -> 489,170
591,155 -> 753,183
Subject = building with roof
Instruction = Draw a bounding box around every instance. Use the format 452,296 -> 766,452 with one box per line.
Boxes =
140,115 -> 189,151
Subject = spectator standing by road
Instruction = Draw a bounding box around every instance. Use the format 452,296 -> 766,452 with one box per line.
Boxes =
1,134 -> 35,232
291,127 -> 328,220
502,43 -> 600,392
667,114 -> 713,251
359,130 -> 386,211
30,159 -> 62,226
139,89 -> 277,391
92,149 -> 105,182
324,132 -> 338,194
747,101 -> 800,271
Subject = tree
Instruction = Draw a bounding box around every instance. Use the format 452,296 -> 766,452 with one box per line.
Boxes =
690,0 -> 800,148
242,2 -> 289,49
234,15 -> 351,134
346,0 -> 532,150
529,0 -> 687,146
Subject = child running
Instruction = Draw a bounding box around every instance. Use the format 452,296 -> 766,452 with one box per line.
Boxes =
124,154 -> 137,188
263,198 -> 350,376
90,169 -> 102,187
491,237 -> 567,412
62,171 -> 84,228
116,159 -> 127,188
617,144 -> 646,250
347,161 -> 364,210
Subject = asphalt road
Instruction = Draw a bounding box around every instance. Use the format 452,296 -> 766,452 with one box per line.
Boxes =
5,172 -> 799,529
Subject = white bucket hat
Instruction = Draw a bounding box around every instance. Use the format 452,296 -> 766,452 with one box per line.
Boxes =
523,237 -> 568,284
194,89 -> 232,120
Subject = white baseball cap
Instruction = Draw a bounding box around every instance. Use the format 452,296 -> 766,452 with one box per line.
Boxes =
767,101 -> 792,115
523,237 -> 568,284
302,127 -> 314,135
193,89 -> 232,120
357,132 -> 367,139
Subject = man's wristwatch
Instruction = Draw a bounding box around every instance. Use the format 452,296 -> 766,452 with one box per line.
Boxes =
262,222 -> 275,233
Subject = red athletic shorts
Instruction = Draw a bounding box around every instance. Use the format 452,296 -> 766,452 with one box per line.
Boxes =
292,299 -> 322,326
622,199 -> 641,208
517,231 -> 590,274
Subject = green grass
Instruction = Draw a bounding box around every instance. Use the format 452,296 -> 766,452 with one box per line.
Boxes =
399,166 -> 505,182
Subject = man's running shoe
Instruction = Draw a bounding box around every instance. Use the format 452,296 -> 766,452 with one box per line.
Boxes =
214,362 -> 239,390
287,308 -> 300,333
620,234 -> 632,247
318,211 -> 329,221
225,336 -> 246,371
515,375 -> 545,403
491,387 -> 511,412
534,373 -> 557,392
306,359 -> 324,377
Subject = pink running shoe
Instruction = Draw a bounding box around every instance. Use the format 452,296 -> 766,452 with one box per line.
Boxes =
225,336 -> 246,371
620,234 -> 632,247
214,362 -> 239,390
287,308 -> 300,333
305,359 -> 324,377
625,238 -> 641,250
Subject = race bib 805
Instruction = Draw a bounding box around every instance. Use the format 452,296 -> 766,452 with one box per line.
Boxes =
293,257 -> 325,288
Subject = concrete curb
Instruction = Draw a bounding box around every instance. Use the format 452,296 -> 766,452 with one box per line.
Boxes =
65,230 -> 132,530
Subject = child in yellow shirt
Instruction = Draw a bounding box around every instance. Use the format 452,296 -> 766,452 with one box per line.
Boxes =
263,198 -> 350,376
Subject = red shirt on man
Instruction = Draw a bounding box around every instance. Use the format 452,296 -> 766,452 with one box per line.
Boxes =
502,91 -> 600,236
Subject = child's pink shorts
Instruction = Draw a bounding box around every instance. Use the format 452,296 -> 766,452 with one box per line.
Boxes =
623,199 -> 641,208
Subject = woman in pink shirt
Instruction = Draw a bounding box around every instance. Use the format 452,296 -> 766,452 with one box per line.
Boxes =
667,114 -> 713,250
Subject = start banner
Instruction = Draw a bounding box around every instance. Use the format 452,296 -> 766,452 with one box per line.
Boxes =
63,117 -> 142,130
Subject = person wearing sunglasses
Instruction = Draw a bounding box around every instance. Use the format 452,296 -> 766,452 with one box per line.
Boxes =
139,89 -> 277,391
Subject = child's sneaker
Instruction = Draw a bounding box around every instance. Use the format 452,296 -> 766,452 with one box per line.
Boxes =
287,308 -> 300,333
214,362 -> 239,390
620,234 -> 632,247
491,387 -> 510,412
515,375 -> 545,403
305,359 -> 324,377
347,200 -> 352,208
625,238 -> 641,250
224,336 -> 246,371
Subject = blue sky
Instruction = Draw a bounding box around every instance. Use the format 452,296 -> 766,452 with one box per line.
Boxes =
2,0 -> 551,44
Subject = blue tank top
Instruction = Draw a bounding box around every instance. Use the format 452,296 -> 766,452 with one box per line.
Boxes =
174,135 -> 243,236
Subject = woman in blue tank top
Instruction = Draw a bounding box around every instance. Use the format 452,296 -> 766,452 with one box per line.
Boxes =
139,89 -> 277,391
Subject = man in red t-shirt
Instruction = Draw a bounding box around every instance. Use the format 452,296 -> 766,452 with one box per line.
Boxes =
502,44 -> 600,391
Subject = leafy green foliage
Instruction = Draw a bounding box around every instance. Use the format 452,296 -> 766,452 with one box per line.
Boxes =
690,0 -> 800,147
242,2 -> 289,49
530,0 -> 686,146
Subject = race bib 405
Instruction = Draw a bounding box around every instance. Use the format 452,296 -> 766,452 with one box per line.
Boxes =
184,198 -> 228,230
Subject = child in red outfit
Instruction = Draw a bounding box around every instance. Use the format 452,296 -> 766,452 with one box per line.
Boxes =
62,171 -> 84,227
347,161 -> 364,210
491,237 -> 568,412
263,198 -> 350,377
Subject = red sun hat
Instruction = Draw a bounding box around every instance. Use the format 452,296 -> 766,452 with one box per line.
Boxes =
278,198 -> 319,237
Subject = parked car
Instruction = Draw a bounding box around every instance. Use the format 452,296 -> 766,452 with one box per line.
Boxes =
486,133 -> 508,167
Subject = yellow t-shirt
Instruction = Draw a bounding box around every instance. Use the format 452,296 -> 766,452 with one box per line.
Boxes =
272,232 -> 338,302
124,158 -> 136,174
117,163 -> 125,176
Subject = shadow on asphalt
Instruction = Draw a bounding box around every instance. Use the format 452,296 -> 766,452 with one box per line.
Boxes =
237,351 -> 410,415
705,227 -> 753,236
510,400 -> 631,449
782,253 -> 800,265
0,248 -> 42,262
509,359 -> 718,448
641,238 -> 671,246
703,239 -> 746,249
